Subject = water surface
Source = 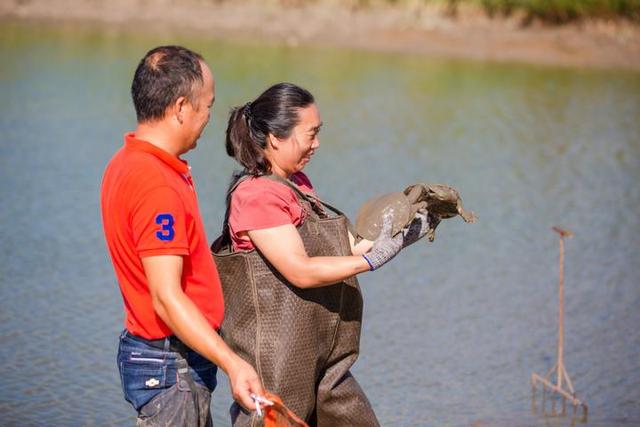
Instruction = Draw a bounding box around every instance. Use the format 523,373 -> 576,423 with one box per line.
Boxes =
0,22 -> 638,426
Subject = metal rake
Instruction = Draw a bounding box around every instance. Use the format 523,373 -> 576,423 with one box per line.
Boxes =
531,226 -> 588,422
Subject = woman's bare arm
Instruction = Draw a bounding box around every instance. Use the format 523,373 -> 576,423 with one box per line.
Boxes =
246,224 -> 370,289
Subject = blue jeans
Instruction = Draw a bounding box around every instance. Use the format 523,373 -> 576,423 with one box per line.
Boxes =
117,330 -> 218,424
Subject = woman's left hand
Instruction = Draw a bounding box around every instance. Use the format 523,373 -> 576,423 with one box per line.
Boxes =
401,210 -> 430,248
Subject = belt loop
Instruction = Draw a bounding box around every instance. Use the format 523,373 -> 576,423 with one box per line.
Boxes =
163,336 -> 171,353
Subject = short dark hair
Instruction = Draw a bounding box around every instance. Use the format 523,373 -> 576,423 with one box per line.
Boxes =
131,45 -> 204,123
225,82 -> 315,176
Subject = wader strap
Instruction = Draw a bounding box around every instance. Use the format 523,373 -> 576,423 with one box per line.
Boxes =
226,173 -> 254,196
216,173 -> 255,253
262,174 -> 358,236
176,356 -> 201,421
261,174 -> 351,220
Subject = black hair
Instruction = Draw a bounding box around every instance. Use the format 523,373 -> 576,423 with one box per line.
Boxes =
225,82 -> 315,177
131,45 -> 204,123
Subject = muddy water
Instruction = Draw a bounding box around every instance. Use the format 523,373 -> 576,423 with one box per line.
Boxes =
1,22 -> 638,426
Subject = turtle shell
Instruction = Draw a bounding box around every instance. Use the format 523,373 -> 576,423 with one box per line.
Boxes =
355,192 -> 412,241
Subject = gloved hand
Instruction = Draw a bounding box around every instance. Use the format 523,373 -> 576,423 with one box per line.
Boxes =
401,209 -> 429,249
362,209 -> 429,271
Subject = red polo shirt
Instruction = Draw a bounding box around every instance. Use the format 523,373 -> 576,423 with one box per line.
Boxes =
101,133 -> 224,339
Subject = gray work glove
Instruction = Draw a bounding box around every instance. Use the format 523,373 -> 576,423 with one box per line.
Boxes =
362,209 -> 429,271
401,209 -> 429,249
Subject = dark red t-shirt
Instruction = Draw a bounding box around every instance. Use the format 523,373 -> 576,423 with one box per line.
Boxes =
101,133 -> 224,339
228,172 -> 316,251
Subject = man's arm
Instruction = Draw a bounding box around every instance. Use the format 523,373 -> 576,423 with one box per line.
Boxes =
141,255 -> 263,410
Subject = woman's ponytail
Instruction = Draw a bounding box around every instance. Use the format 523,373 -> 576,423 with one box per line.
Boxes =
225,103 -> 271,176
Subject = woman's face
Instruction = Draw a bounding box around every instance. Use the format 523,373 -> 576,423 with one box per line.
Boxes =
271,104 -> 322,176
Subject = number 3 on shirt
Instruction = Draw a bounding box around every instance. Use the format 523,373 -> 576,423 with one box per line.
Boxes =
155,213 -> 175,241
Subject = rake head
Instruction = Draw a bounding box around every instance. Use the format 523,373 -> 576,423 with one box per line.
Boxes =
531,372 -> 588,423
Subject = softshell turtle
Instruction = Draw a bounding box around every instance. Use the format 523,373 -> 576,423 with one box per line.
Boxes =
404,183 -> 476,242
355,183 -> 476,242
355,192 -> 414,240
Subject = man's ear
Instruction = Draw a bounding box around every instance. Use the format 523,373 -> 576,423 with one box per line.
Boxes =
173,96 -> 187,125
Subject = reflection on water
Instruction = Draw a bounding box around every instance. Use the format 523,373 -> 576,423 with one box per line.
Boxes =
1,22 -> 639,427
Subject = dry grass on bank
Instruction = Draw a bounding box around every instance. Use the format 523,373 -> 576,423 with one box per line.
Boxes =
2,0 -> 640,70
223,0 -> 640,24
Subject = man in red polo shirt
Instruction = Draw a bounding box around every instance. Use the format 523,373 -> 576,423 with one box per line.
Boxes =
101,45 -> 262,426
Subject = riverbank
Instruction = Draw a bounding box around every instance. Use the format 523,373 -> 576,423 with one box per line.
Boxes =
2,0 -> 640,70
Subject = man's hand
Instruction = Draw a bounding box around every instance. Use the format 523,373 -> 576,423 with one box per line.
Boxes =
227,356 -> 264,411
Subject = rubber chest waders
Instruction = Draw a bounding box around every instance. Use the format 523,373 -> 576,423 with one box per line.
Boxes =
211,174 -> 379,427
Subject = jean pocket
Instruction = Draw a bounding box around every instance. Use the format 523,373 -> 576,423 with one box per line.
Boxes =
138,380 -> 213,423
137,382 -> 181,420
119,359 -> 170,411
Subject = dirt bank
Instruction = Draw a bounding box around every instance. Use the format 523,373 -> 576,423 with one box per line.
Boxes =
2,0 -> 639,70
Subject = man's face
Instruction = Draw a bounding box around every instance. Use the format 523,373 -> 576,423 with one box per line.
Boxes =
182,62 -> 215,153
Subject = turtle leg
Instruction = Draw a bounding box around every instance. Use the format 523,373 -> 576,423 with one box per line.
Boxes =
409,201 -> 427,220
404,185 -> 429,225
404,184 -> 425,204
426,215 -> 441,242
457,202 -> 477,223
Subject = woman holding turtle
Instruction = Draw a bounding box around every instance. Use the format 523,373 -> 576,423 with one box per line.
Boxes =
211,82 -> 428,426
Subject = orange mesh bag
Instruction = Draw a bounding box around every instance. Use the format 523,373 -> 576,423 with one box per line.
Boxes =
259,392 -> 308,427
